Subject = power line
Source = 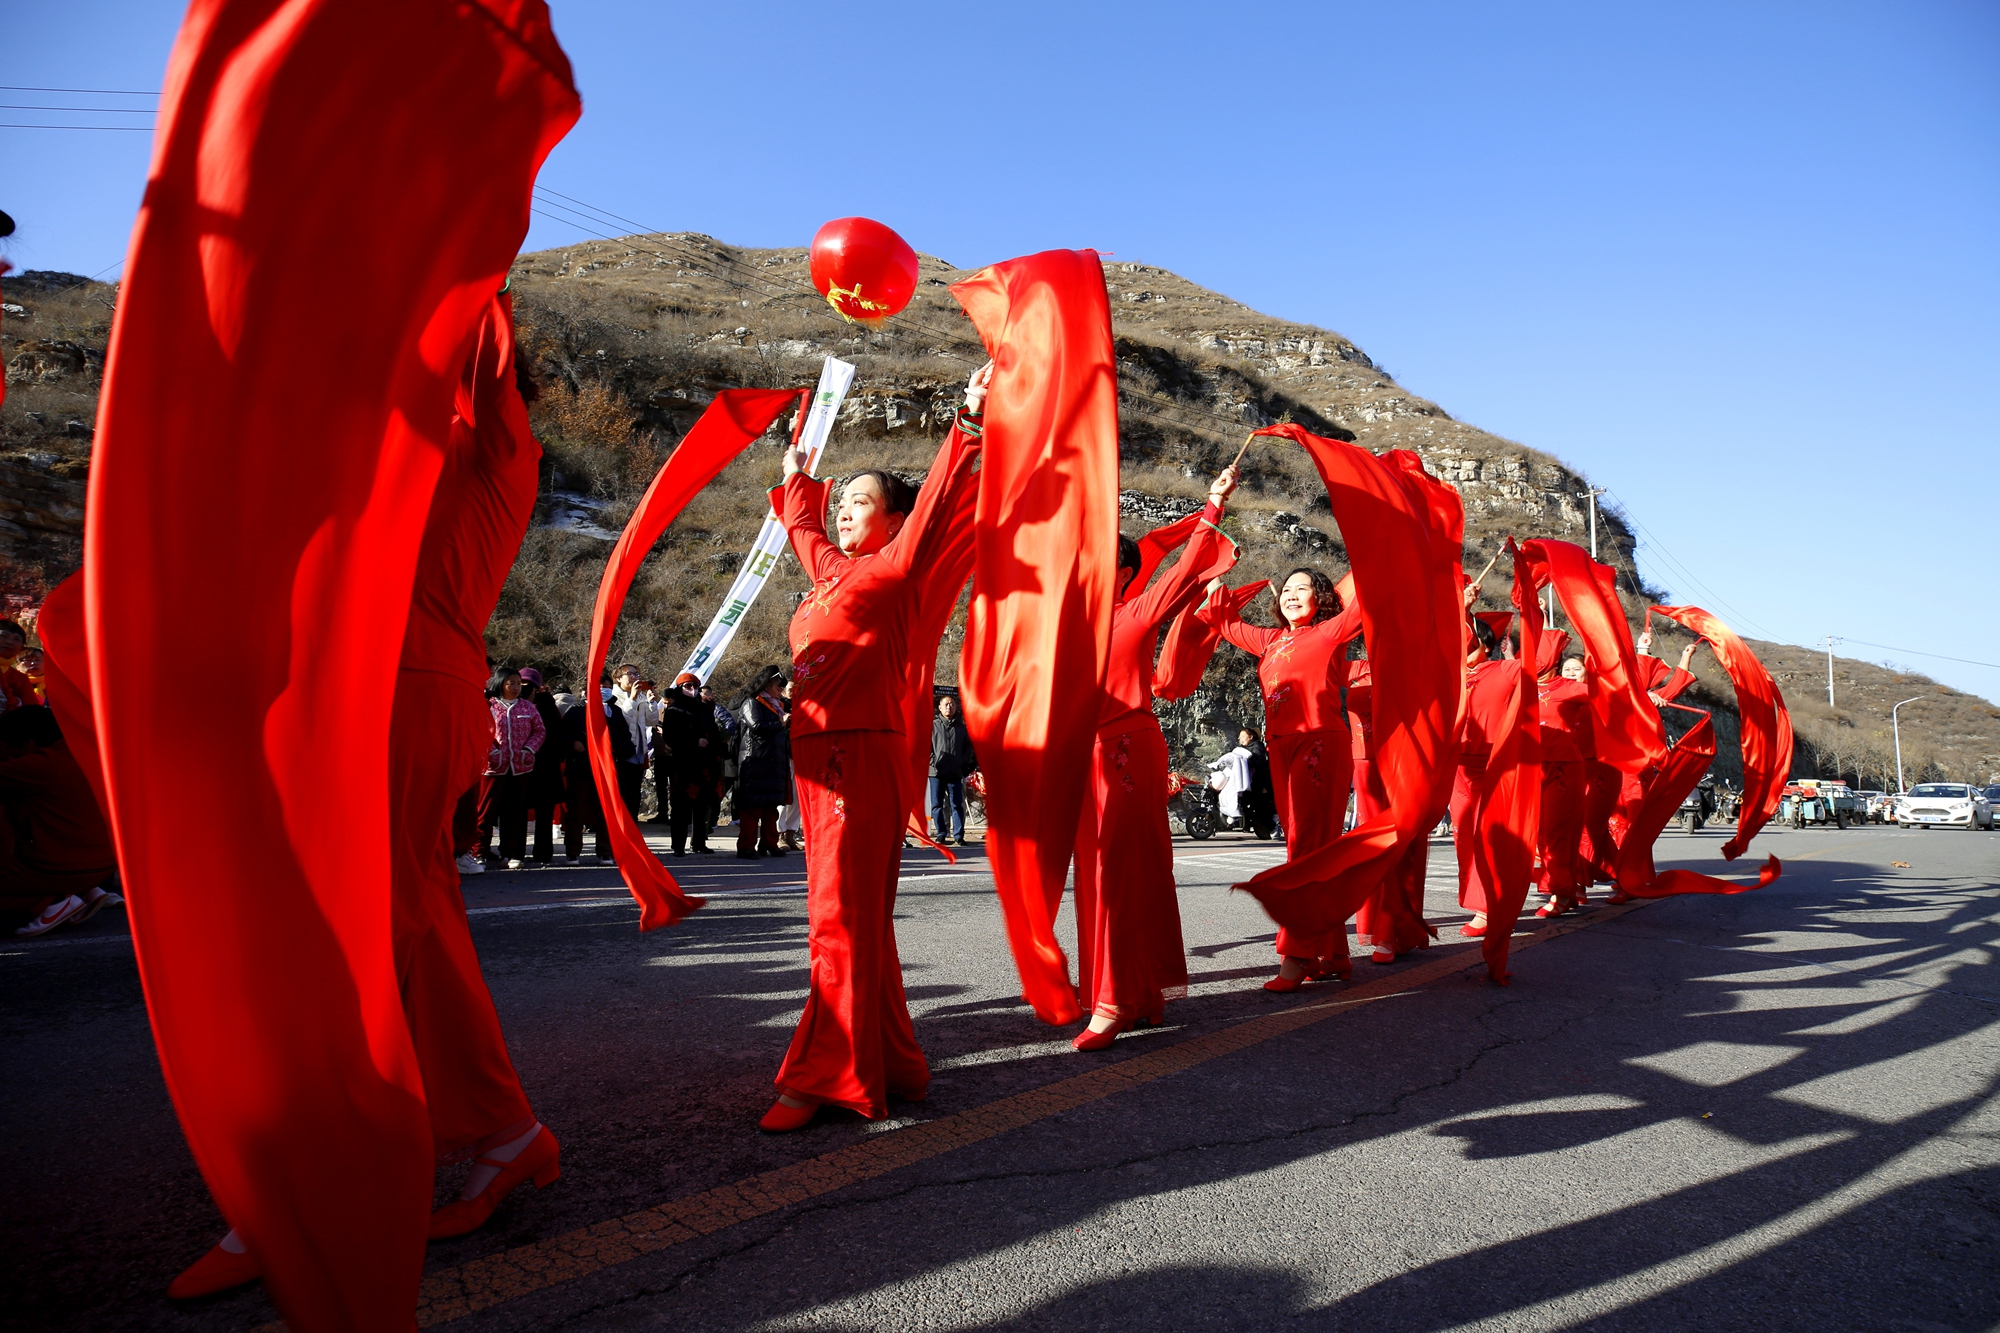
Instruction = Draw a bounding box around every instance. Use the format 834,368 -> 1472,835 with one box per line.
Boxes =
0,123 -> 153,130
0,85 -> 158,95
0,104 -> 154,112
1600,487 -> 1783,642
1837,639 -> 2000,673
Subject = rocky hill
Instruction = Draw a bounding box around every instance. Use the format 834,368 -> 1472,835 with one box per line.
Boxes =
5,242 -> 1996,786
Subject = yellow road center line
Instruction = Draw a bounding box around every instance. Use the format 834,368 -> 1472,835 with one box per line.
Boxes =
402,898 -> 1654,1327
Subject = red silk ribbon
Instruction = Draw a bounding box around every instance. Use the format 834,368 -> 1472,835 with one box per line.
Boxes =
1649,604 -> 1793,860
586,389 -> 802,930
1228,426 -> 1467,943
952,249 -> 1121,1027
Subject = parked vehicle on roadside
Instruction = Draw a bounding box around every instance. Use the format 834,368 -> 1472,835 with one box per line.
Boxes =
1853,790 -> 1890,823
1677,780 -> 1717,831
1895,783 -> 1994,830
1779,779 -> 1864,829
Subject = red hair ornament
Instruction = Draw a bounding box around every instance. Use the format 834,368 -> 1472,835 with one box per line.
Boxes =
810,216 -> 919,325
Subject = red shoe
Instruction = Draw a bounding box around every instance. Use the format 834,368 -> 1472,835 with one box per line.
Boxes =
1605,890 -> 1636,904
1072,1019 -> 1131,1052
1310,956 -> 1353,982
427,1126 -> 560,1239
1370,948 -> 1395,965
757,1097 -> 819,1133
1458,921 -> 1487,938
1264,971 -> 1311,993
167,1240 -> 261,1299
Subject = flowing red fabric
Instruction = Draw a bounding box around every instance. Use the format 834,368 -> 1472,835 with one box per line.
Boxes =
1529,540 -> 1665,774
586,390 -> 800,930
33,576 -> 105,813
74,3 -> 576,1325
1155,578 -> 1261,702
1650,605 -> 1793,859
952,249 -> 1120,1027
1474,611 -> 1515,644
1229,426 -> 1466,939
1613,710 -> 1782,895
1122,511 -> 1201,602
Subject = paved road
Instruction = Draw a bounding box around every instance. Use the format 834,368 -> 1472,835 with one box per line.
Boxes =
4,821 -> 1996,1332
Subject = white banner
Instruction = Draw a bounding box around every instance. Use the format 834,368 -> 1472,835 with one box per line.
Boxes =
680,355 -> 856,683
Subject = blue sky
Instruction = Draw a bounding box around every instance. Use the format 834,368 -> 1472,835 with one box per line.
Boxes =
7,1 -> 1998,700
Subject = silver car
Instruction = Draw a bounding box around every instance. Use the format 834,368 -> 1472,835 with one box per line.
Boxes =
1896,783 -> 1994,830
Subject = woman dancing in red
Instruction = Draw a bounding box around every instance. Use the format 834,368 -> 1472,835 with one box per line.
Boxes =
1072,466 -> 1239,1051
1199,567 -> 1364,989
759,363 -> 989,1131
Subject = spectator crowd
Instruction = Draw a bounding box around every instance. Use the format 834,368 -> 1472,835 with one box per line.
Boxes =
1,600 -> 992,938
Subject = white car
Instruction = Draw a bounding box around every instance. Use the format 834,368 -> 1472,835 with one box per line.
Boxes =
1895,784 -> 1994,830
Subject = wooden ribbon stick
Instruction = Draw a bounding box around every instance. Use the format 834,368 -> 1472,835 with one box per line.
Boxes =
1468,551 -> 1500,593
1228,431 -> 1256,471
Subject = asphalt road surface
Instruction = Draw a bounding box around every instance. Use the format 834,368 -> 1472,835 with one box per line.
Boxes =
5,819 -> 1997,1332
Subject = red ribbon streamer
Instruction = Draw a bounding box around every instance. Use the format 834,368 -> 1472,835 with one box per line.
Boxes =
1649,604 -> 1793,859
69,2 -> 579,1324
1227,426 -> 1467,943
952,249 -> 1121,1027
1517,540 -> 1666,775
1155,578 -> 1261,702
586,389 -> 802,931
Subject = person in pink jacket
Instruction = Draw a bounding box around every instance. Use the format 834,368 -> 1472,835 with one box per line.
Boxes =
479,666 -> 545,869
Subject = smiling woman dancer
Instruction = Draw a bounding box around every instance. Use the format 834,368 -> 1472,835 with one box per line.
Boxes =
1072,464 -> 1240,1051
757,362 -> 990,1132
1198,564 -> 1364,990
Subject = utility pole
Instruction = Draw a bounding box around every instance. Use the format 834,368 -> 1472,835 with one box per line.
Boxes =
1586,487 -> 1607,560
1820,635 -> 1842,707
1892,696 -> 1923,793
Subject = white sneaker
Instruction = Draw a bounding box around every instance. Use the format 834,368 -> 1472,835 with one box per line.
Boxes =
505,858 -> 524,870
456,853 -> 485,875
72,887 -> 125,923
567,855 -> 581,866
16,895 -> 87,937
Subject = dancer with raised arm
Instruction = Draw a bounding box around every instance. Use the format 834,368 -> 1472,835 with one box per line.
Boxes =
1198,566 -> 1364,988
758,362 -> 989,1131
1072,465 -> 1239,1050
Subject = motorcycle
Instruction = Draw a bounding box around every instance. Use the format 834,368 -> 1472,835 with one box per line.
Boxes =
1167,772 -> 1220,840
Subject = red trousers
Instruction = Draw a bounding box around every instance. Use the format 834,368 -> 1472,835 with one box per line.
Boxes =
1579,759 -> 1620,884
390,671 -> 535,1160
1535,760 -> 1586,897
778,729 -> 927,1118
1074,718 -> 1187,1022
1351,757 -> 1431,954
1452,756 -> 1498,915
1269,726 -> 1354,960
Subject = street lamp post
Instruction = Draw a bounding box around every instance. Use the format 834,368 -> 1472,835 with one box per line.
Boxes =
1821,635 -> 1842,708
1586,487 -> 1607,560
1892,696 -> 1924,793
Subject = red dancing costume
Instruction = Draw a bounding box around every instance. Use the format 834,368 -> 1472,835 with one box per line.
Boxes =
1201,594 -> 1364,963
1074,502 -> 1228,1028
391,294 -> 543,1178
1535,673 -> 1592,905
1348,661 -> 1432,956
771,417 -> 981,1118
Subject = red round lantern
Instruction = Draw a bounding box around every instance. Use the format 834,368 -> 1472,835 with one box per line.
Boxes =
809,217 -> 919,325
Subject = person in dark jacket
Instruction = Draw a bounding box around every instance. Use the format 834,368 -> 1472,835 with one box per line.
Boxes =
1239,727 -> 1275,835
733,665 -> 792,859
520,669 -> 565,866
929,692 -> 978,845
552,687 -> 609,863
656,672 -> 724,856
